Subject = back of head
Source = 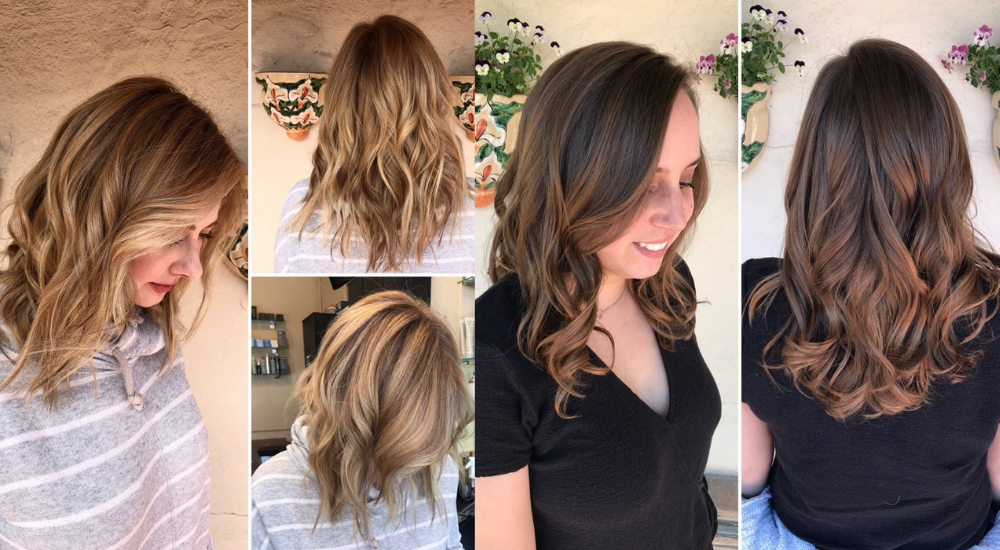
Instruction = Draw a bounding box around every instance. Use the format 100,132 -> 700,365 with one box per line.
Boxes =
0,76 -> 246,406
749,38 -> 1000,419
488,41 -> 709,417
294,15 -> 468,271
295,290 -> 473,539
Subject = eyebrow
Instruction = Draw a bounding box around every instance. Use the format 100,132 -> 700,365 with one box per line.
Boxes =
189,220 -> 219,231
656,156 -> 702,173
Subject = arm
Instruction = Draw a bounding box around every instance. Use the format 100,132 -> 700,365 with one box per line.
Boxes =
742,402 -> 774,498
476,466 -> 536,550
250,499 -> 274,550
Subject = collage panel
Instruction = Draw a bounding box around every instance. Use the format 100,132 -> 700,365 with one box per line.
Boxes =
249,276 -> 475,548
473,0 -> 739,548
0,0 -> 249,548
251,0 -> 476,275
740,0 -> 1000,548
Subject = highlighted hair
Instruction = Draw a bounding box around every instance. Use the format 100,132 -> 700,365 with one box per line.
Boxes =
294,290 -> 473,540
290,15 -> 469,271
488,42 -> 709,418
0,76 -> 246,407
748,39 -> 1000,419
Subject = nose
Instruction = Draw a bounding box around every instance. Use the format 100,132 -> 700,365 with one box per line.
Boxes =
647,183 -> 692,232
172,240 -> 204,280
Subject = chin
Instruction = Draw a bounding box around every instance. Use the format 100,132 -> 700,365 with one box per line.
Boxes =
135,292 -> 165,308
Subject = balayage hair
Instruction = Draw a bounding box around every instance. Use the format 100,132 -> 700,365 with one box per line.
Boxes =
290,15 -> 469,271
748,39 -> 1000,420
294,290 -> 473,540
0,77 -> 246,407
488,42 -> 709,418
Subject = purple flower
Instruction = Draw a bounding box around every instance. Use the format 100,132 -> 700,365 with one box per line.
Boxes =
974,24 -> 994,46
725,79 -> 732,89
979,71 -> 987,82
941,59 -> 953,73
533,31 -> 545,44
764,9 -> 775,25
520,21 -> 530,36
950,44 -> 969,64
697,54 -> 716,74
551,41 -> 563,55
507,18 -> 520,32
536,25 -> 545,31
475,59 -> 491,76
794,28 -> 808,44
777,10 -> 787,17
479,11 -> 491,24
775,19 -> 789,32
750,4 -> 765,20
475,31 -> 486,46
794,60 -> 805,77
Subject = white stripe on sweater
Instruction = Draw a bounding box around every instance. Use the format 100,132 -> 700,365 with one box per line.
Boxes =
167,503 -> 211,549
137,477 -> 211,550
0,389 -> 194,496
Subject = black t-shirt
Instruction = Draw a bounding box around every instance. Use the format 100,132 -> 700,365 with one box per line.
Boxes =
742,257 -> 1000,550
476,262 -> 721,549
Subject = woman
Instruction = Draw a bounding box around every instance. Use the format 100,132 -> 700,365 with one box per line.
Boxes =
741,39 -> 1000,549
0,77 -> 245,548
476,42 -> 720,549
250,290 -> 473,549
274,15 -> 474,274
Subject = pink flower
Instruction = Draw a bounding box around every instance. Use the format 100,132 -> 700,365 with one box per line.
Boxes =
725,79 -> 732,89
973,25 -> 994,46
980,71 -> 987,82
949,44 -> 968,64
941,59 -> 953,73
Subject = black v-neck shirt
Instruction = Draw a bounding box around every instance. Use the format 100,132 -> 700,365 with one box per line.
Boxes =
743,257 -> 1000,550
476,262 -> 721,549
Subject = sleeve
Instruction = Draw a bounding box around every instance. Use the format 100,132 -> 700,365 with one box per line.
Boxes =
273,179 -> 310,272
675,256 -> 696,293
742,259 -> 772,407
250,498 -> 274,550
475,341 -> 537,477
446,485 -> 464,549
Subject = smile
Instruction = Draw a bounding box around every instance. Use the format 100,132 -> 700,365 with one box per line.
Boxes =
636,241 -> 669,251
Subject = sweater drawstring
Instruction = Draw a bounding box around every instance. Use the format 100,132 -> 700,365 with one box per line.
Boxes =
112,347 -> 143,411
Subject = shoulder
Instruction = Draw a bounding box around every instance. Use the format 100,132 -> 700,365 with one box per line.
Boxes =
279,178 -> 311,220
742,257 -> 781,303
250,450 -> 304,500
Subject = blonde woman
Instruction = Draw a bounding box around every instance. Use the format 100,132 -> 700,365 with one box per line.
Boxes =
273,15 -> 474,274
250,291 -> 473,549
0,77 -> 245,548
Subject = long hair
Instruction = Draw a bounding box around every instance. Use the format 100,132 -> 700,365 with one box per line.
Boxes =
294,290 -> 474,540
488,42 -> 709,418
290,15 -> 469,271
748,39 -> 1000,420
0,76 -> 246,407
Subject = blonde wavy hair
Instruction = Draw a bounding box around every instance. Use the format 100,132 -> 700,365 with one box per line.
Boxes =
289,15 -> 469,271
0,76 -> 247,407
294,290 -> 473,540
489,42 -> 709,418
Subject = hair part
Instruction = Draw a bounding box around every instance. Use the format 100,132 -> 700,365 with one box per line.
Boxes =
291,15 -> 469,271
748,39 -> 1000,420
294,290 -> 473,540
0,76 -> 247,407
488,41 -> 709,418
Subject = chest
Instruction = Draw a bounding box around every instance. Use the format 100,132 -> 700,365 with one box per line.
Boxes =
587,307 -> 669,416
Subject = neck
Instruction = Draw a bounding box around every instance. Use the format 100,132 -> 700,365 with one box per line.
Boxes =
597,273 -> 628,313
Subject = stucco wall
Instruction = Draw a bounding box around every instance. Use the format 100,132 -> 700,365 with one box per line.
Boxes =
473,0 -> 740,476
250,0 -> 475,272
741,0 -> 1000,259
0,1 -> 248,547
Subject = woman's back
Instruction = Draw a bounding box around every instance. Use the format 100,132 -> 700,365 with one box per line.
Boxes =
743,257 -> 1000,549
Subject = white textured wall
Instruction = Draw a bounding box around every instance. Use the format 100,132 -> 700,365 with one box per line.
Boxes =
0,1 -> 248,547
250,0 -> 475,272
741,0 -> 1000,260
474,0 -> 739,476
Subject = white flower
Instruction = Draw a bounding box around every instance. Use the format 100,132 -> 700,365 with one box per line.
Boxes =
496,50 -> 510,64
775,20 -> 789,33
764,9 -> 774,25
475,31 -> 486,46
507,18 -> 520,32
739,117 -> 746,137
520,22 -> 530,36
794,60 -> 805,77
480,11 -> 491,24
741,38 -> 753,53
533,32 -> 545,44
551,41 -> 563,56
475,60 -> 490,76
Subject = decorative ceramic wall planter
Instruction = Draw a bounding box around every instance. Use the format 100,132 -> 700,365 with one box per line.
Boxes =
451,76 -> 475,141
227,222 -> 249,281
255,72 -> 327,140
474,93 -> 525,208
741,82 -> 771,173
993,91 -> 1000,170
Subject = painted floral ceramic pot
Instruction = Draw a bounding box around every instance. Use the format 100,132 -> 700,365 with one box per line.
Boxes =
992,91 -> 1000,170
227,222 -> 248,281
451,76 -> 475,140
474,92 -> 526,208
255,72 -> 327,140
741,82 -> 771,173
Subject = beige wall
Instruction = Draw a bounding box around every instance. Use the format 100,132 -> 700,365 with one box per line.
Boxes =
0,1 -> 248,547
473,0 -> 740,476
249,0 -> 475,272
741,0 -> 1000,258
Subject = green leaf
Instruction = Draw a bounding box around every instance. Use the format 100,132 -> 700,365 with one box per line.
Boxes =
742,140 -> 765,164
778,62 -> 785,73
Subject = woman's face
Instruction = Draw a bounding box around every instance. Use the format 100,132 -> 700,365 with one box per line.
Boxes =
129,204 -> 221,307
595,92 -> 700,282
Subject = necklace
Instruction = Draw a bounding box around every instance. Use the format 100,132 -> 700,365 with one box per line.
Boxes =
597,286 -> 627,319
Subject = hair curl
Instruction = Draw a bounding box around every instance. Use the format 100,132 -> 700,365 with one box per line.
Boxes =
290,15 -> 469,271
747,39 -> 1000,420
488,42 -> 709,418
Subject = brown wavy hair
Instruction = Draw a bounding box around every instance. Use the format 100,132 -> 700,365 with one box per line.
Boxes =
488,42 -> 709,418
294,290 -> 474,540
290,15 -> 469,271
0,77 -> 246,407
747,39 -> 1000,420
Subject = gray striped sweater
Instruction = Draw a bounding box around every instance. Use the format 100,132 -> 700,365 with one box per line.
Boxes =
272,178 -> 476,274
250,415 -> 463,549
0,310 -> 212,549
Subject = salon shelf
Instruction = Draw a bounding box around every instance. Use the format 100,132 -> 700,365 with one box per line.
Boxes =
251,319 -> 286,329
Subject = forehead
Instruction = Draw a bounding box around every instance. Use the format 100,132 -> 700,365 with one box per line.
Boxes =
657,92 -> 700,170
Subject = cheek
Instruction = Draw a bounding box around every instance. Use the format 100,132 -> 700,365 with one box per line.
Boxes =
130,252 -> 167,285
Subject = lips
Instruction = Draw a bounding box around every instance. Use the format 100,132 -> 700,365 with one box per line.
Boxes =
633,240 -> 671,259
149,282 -> 174,294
